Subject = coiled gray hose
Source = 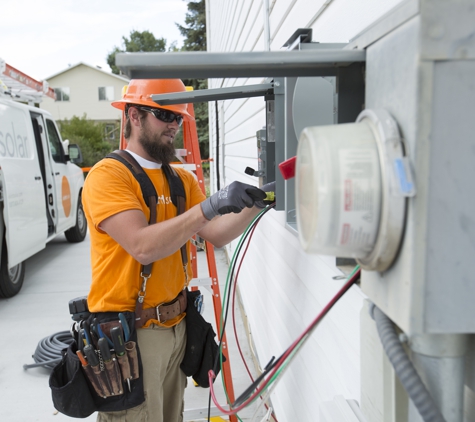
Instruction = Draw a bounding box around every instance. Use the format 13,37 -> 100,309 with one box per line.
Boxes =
370,304 -> 446,422
23,331 -> 74,371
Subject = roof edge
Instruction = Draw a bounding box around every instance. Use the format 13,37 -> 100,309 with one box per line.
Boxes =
45,62 -> 130,82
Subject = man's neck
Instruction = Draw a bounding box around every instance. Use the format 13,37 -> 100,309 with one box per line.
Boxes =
125,149 -> 162,169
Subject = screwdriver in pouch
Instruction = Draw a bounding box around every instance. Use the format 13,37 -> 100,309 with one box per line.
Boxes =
79,328 -> 90,346
97,337 -> 115,395
111,327 -> 126,357
83,344 -> 99,367
76,350 -> 88,366
98,337 -> 112,362
111,326 -> 131,392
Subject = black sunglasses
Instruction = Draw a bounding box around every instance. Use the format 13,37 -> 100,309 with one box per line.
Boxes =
135,106 -> 184,126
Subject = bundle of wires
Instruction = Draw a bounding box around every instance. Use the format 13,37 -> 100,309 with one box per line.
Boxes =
207,204 -> 361,419
23,330 -> 74,370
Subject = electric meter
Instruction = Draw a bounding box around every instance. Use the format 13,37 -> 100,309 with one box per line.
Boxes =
296,109 -> 414,272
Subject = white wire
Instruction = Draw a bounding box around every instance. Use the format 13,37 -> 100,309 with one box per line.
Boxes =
259,406 -> 273,422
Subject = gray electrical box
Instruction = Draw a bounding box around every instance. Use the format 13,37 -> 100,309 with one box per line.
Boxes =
256,126 -> 275,187
282,75 -> 338,227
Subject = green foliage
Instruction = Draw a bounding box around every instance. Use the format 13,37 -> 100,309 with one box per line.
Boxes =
176,0 -> 206,52
107,30 -> 168,74
58,115 -> 115,167
177,0 -> 209,158
105,2 -> 209,158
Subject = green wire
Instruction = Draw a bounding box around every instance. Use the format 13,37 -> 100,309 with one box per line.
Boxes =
217,211 -> 359,415
248,264 -> 361,404
232,263 -> 361,411
216,207 -> 268,419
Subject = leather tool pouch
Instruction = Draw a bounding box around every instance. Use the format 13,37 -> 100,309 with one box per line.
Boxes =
83,311 -> 144,411
49,311 -> 144,417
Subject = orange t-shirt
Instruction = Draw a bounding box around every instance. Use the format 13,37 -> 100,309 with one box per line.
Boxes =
82,158 -> 206,327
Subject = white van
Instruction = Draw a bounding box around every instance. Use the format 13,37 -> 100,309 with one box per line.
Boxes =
0,95 -> 87,298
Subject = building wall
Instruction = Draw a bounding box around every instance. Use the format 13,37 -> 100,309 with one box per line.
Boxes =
206,1 -> 403,421
41,64 -> 128,122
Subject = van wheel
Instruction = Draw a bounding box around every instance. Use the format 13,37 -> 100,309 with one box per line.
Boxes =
65,200 -> 87,243
0,241 -> 25,298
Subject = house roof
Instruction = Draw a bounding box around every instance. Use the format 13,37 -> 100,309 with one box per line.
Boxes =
45,62 -> 130,82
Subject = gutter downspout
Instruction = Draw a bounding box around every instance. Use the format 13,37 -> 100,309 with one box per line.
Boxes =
264,0 -> 271,51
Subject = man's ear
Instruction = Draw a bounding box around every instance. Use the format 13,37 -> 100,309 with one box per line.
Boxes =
128,106 -> 142,127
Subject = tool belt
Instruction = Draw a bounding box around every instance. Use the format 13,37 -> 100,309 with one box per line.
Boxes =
80,316 -> 140,400
135,289 -> 187,326
49,311 -> 145,418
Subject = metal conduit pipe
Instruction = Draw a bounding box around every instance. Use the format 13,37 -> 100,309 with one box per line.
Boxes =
263,0 -> 270,51
370,304 -> 446,422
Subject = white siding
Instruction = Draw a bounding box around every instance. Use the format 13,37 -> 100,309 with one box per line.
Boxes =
206,0 -> 403,421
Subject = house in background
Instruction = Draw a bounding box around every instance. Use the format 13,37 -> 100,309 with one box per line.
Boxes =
41,62 -> 129,143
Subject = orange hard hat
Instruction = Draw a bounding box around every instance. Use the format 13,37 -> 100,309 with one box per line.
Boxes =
111,79 -> 194,121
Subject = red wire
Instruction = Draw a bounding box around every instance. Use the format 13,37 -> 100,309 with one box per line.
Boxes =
209,268 -> 361,415
232,223 -> 259,381
231,222 -> 280,422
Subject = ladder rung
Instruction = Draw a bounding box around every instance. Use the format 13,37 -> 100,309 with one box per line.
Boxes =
175,148 -> 188,156
172,163 -> 197,171
189,277 -> 213,287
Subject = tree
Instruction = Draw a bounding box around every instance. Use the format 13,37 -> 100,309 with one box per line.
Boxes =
107,30 -> 168,75
176,0 -> 209,158
176,0 -> 206,52
58,115 -> 115,167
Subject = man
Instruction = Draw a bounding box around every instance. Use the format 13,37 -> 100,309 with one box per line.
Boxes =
82,79 -> 271,422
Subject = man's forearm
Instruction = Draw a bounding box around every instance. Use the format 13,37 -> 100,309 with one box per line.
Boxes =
198,206 -> 262,248
101,204 -> 209,265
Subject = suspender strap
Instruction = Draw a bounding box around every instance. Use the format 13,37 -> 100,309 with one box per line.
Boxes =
105,150 -> 188,327
107,150 -> 157,236
162,163 -> 187,266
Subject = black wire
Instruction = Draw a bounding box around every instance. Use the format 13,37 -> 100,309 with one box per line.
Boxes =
207,204 -> 275,420
215,101 -> 220,191
23,330 -> 74,370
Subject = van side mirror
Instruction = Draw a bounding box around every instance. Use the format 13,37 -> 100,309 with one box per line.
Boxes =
68,144 -> 83,164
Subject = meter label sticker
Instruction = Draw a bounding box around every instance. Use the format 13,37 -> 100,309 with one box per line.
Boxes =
62,176 -> 71,217
393,157 -> 416,196
337,148 -> 381,251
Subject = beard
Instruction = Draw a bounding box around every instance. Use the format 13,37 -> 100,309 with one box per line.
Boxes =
138,119 -> 177,164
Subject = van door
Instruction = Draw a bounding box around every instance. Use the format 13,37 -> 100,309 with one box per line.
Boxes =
44,118 -> 73,233
30,113 -> 57,236
0,103 -> 47,266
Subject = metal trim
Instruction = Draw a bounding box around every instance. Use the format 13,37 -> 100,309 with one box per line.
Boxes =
151,83 -> 274,105
116,49 -> 366,79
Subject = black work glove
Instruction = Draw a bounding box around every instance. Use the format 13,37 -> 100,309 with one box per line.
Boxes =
201,181 -> 266,220
254,181 -> 276,208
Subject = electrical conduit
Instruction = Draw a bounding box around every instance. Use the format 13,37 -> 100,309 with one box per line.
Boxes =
370,305 -> 446,422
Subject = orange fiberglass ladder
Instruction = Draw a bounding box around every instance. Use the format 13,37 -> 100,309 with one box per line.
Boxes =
120,97 -> 238,422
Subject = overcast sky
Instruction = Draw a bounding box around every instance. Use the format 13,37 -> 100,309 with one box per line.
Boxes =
1,0 -> 187,81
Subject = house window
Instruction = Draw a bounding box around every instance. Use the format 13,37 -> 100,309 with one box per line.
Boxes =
104,124 -> 116,140
99,86 -> 114,101
54,87 -> 70,101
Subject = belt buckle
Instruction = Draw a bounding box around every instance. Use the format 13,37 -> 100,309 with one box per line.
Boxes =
155,303 -> 165,323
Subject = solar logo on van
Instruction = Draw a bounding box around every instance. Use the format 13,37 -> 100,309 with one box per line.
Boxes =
0,106 -> 31,158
